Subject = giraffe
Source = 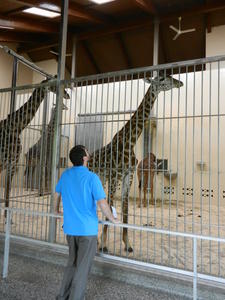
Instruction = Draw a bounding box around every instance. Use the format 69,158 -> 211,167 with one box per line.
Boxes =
0,78 -> 70,216
24,103 -> 68,195
88,75 -> 183,253
137,152 -> 156,207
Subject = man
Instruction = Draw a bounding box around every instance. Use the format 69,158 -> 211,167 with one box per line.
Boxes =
55,145 -> 120,300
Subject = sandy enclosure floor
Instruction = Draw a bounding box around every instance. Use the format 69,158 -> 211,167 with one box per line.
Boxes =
1,188 -> 225,278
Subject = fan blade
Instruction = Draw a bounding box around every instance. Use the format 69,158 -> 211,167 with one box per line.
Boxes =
169,25 -> 179,33
50,50 -> 58,55
180,28 -> 196,34
50,50 -> 72,57
173,33 -> 180,40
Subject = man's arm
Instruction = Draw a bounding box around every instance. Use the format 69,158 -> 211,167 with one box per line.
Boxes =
97,199 -> 120,224
54,192 -> 62,215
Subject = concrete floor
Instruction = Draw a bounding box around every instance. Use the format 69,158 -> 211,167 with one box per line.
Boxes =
0,253 -> 189,300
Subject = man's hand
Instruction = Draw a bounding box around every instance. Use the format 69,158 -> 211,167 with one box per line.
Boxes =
98,199 -> 121,224
111,218 -> 121,224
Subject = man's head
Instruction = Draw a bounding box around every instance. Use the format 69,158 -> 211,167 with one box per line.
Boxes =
69,145 -> 89,166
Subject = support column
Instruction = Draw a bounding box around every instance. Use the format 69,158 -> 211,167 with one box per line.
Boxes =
71,36 -> 77,79
153,18 -> 159,68
10,57 -> 18,113
49,0 -> 69,243
145,18 -> 159,156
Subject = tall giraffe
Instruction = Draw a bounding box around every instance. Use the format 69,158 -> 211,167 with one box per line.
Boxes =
137,152 -> 156,207
24,103 -> 68,194
0,78 -> 70,215
88,75 -> 183,252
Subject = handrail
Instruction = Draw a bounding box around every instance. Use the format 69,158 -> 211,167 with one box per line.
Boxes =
1,207 -> 225,300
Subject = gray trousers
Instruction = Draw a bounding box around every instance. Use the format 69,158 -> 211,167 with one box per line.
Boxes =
56,235 -> 97,300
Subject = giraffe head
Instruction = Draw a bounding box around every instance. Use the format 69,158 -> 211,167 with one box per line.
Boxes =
146,74 -> 183,92
52,102 -> 68,111
42,76 -> 70,100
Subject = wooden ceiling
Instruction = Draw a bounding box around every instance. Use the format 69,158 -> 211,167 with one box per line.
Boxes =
1,0 -> 225,77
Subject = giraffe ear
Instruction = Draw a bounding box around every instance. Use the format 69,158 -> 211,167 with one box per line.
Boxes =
143,77 -> 151,84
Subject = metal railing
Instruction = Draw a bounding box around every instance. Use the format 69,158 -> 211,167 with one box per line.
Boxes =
1,207 -> 225,300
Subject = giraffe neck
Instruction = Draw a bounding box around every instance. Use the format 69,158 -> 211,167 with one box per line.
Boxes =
7,86 -> 46,133
116,85 -> 159,147
47,107 -> 57,134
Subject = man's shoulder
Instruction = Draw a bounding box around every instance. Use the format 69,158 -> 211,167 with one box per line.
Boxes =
88,170 -> 102,183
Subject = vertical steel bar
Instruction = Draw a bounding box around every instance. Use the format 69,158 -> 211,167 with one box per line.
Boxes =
192,66 -> 196,236
153,18 -> 159,76
10,57 -> 18,114
193,237 -> 197,300
71,36 -> 77,80
49,0 -> 69,242
183,67 -> 188,268
175,68 -> 181,267
217,61 -> 221,275
161,70 -> 166,264
208,63 -> 212,273
200,64 -> 204,271
2,209 -> 11,279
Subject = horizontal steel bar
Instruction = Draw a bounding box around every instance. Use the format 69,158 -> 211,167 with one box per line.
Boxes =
1,232 -> 225,285
0,45 -> 53,79
70,55 -> 225,83
2,207 -> 225,243
98,253 -> 225,284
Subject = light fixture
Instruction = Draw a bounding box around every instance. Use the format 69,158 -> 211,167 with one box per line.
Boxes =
39,3 -> 60,13
90,0 -> 115,4
0,25 -> 14,30
23,7 -> 60,18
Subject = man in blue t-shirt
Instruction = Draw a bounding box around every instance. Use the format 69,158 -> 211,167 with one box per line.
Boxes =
55,145 -> 119,300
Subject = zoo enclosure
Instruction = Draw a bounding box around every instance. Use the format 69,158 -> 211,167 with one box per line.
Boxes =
0,54 -> 225,292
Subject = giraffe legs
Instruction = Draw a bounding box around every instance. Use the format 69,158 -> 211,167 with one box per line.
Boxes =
4,161 -> 18,218
99,173 -> 117,253
121,171 -> 133,252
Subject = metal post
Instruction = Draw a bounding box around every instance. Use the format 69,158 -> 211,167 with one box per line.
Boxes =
71,36 -> 77,79
49,0 -> 69,242
38,95 -> 48,194
144,18 -> 159,156
153,18 -> 159,68
193,237 -> 197,300
2,209 -> 11,278
10,56 -> 18,113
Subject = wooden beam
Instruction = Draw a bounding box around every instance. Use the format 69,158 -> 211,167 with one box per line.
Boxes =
159,25 -> 167,63
160,0 -> 225,21
116,32 -> 132,69
78,17 -> 153,40
132,0 -> 157,15
0,31 -> 45,43
81,41 -> 101,74
17,41 -> 59,54
0,15 -> 58,33
10,0 -> 105,23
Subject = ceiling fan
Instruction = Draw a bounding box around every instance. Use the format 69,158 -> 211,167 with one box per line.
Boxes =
170,16 -> 196,40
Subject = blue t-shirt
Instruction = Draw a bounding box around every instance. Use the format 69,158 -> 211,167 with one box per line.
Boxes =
55,166 -> 106,236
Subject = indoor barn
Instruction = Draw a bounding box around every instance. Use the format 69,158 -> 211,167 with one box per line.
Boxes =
1,1 -> 225,299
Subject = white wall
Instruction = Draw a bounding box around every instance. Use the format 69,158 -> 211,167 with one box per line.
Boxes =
206,25 -> 225,57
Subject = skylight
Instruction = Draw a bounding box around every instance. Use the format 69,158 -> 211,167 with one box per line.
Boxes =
90,0 -> 115,4
23,7 -> 60,18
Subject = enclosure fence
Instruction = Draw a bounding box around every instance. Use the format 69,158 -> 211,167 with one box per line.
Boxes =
1,55 -> 225,294
2,207 -> 225,300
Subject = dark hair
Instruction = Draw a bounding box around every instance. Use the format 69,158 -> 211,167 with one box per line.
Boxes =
69,145 -> 87,166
